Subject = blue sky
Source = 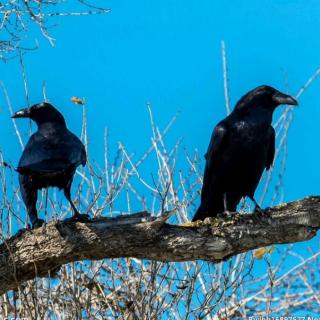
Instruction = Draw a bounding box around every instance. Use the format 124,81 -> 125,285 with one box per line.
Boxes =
1,1 -> 319,225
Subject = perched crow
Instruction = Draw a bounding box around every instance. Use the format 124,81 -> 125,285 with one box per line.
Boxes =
193,85 -> 297,222
12,102 -> 87,228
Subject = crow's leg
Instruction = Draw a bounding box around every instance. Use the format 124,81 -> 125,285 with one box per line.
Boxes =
44,188 -> 48,218
19,174 -> 44,229
248,195 -> 264,215
223,193 -> 232,217
63,180 -> 90,222
63,181 -> 80,216
223,193 -> 228,211
223,192 -> 242,217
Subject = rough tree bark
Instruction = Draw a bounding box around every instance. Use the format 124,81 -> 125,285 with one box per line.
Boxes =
0,196 -> 319,295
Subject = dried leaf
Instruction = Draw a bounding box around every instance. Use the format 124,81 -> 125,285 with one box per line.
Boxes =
254,246 -> 275,259
71,96 -> 85,105
254,247 -> 267,259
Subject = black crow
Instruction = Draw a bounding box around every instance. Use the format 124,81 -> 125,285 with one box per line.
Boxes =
12,102 -> 87,228
193,85 -> 298,222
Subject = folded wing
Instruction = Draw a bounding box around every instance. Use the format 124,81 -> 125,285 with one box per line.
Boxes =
17,130 -> 86,174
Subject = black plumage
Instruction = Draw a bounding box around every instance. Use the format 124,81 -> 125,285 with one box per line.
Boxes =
12,102 -> 87,228
193,85 -> 297,222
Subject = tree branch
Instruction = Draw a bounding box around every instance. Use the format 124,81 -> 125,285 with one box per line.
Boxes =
0,196 -> 319,295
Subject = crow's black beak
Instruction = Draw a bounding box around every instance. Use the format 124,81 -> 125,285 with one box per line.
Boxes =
273,92 -> 298,106
11,108 -> 31,119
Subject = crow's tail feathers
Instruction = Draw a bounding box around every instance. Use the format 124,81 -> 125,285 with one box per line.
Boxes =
192,208 -> 206,222
192,203 -> 215,222
192,192 -> 243,222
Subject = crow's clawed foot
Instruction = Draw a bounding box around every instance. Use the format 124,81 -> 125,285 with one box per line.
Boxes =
248,196 -> 265,217
223,210 -> 233,218
217,210 -> 233,219
31,218 -> 45,229
254,205 -> 265,217
71,213 -> 91,223
14,227 -> 29,238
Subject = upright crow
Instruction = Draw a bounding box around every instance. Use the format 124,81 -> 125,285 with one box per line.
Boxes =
193,85 -> 297,222
12,102 -> 87,228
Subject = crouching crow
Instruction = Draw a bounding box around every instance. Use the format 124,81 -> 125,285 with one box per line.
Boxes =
12,102 -> 88,228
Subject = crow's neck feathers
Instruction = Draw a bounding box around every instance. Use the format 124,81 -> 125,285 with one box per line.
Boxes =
37,121 -> 67,135
32,106 -> 67,132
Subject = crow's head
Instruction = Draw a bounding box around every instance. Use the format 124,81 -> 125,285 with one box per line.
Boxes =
12,102 -> 66,127
235,85 -> 298,112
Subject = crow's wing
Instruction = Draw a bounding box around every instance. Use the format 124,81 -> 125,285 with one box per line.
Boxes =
197,122 -> 228,217
204,122 -> 228,167
202,123 -> 228,193
65,130 -> 87,167
265,126 -> 275,171
18,130 -> 86,174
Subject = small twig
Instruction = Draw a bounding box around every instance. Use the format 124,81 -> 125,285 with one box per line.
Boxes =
221,40 -> 231,115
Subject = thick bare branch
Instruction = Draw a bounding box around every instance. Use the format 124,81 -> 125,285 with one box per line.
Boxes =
0,196 -> 319,295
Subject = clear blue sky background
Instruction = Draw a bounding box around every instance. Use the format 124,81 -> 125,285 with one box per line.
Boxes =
1,0 -> 319,261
